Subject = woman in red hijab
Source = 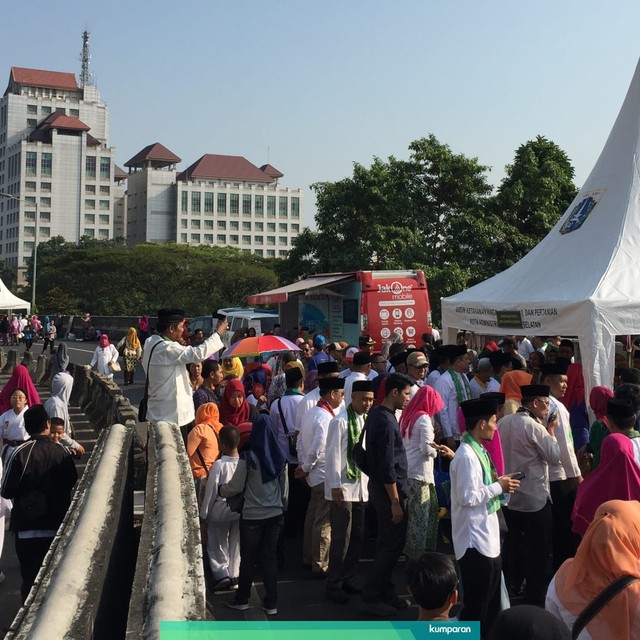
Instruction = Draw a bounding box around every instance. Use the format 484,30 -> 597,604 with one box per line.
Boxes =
584,386 -> 614,470
0,364 -> 40,413
219,379 -> 257,426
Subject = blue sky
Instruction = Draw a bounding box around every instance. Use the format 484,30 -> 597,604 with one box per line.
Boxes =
3,1 -> 640,228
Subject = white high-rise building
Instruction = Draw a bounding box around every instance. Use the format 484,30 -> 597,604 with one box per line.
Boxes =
125,145 -> 303,256
0,65 -> 120,283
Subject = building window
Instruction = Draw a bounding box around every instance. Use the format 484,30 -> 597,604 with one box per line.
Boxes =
24,226 -> 35,236
86,156 -> 96,178
40,227 -> 51,237
41,106 -> 51,115
100,157 -> 110,180
204,219 -> 213,230
267,236 -> 275,245
181,219 -> 188,229
70,108 -> 80,117
41,182 -> 51,192
279,236 -> 288,245
99,214 -> 109,225
242,235 -> 251,244
84,214 -> 95,223
84,228 -> 95,238
100,185 -> 110,195
267,249 -> 276,257
180,233 -> 188,242
279,250 -> 288,257
255,249 -> 263,256
255,222 -> 263,231
255,195 -> 264,216
191,192 -> 201,213
267,222 -> 276,232
86,184 -> 96,194
24,241 -> 35,251
27,104 -> 38,114
191,220 -> 201,229
25,181 -> 36,192
191,233 -> 200,243
204,192 -> 214,213
181,191 -> 188,212
26,152 -> 37,175
40,197 -> 51,207
217,234 -> 226,243
230,234 -> 239,244
242,221 -> 251,230
39,212 -> 51,222
279,223 -> 287,232
217,193 -> 227,213
267,196 -> 276,217
242,194 -> 251,215
291,197 -> 300,217
292,223 -> 299,232
217,220 -> 226,230
40,153 -> 52,176
98,229 -> 109,238
255,235 -> 263,244
230,194 -> 239,215
204,233 -> 213,243
85,199 -> 95,210
230,221 -> 239,230
279,196 -> 288,217
27,118 -> 37,127
99,200 -> 109,210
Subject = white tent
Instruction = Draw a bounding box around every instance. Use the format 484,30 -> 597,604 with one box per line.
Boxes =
0,279 -> 30,314
441,58 -> 640,394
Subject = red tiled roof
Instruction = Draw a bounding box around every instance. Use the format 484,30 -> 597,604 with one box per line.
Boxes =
114,165 -> 128,181
41,111 -> 90,131
178,154 -> 274,183
260,164 -> 284,179
125,142 -> 181,167
11,67 -> 78,91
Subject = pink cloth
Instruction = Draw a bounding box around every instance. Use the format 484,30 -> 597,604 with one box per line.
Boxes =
99,334 -> 110,348
561,362 -> 585,410
399,385 -> 444,440
589,385 -> 613,421
0,364 -> 41,413
458,407 -> 505,476
572,433 -> 640,537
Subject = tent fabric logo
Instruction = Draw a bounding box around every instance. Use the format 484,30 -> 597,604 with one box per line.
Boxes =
559,189 -> 606,234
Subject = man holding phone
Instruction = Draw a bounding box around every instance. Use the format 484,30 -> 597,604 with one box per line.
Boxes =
142,309 -> 228,442
498,384 -> 561,606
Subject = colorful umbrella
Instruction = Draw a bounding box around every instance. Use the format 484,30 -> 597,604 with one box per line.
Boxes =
221,335 -> 301,358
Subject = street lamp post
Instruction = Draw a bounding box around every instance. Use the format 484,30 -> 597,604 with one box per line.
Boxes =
0,191 -> 38,310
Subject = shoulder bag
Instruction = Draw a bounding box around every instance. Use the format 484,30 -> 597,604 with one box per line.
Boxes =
227,452 -> 250,514
276,398 -> 298,458
138,340 -> 162,422
571,574 -> 639,639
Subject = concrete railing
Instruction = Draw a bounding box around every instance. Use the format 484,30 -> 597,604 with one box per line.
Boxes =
4,422 -> 135,639
126,421 -> 207,639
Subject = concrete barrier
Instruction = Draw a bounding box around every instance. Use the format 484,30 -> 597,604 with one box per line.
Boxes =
126,421 -> 206,639
2,348 -> 17,373
4,423 -> 135,639
34,354 -> 48,384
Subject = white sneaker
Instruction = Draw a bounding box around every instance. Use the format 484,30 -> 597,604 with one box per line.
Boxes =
262,605 -> 278,616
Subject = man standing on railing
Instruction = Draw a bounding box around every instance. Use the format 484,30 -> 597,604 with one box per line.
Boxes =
142,309 -> 228,443
1,405 -> 77,601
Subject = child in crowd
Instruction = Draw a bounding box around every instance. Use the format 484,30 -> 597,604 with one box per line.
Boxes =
200,424 -> 241,591
49,417 -> 80,457
406,552 -> 459,621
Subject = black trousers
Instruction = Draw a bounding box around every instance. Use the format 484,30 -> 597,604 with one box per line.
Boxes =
327,500 -> 365,588
550,478 -> 580,570
503,502 -> 552,606
15,535 -> 54,602
362,484 -> 407,603
458,547 -> 502,638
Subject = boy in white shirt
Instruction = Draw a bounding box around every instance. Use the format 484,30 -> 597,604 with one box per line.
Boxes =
200,424 -> 241,591
450,398 -> 520,636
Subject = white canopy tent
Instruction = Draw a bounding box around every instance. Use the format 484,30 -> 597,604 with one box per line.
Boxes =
0,279 -> 30,314
442,58 -> 640,394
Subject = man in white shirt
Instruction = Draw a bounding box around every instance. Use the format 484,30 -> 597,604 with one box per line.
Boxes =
434,345 -> 472,448
499,384 -> 561,606
606,395 -> 640,466
295,377 -> 345,576
541,362 -> 582,571
451,398 -> 520,635
425,347 -> 449,388
343,352 -> 373,405
516,336 -> 535,362
405,351 -> 428,397
295,361 -> 341,430
469,358 -> 493,399
142,309 -> 227,442
324,379 -> 374,604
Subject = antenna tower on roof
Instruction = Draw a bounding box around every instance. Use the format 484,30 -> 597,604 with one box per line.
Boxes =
79,29 -> 94,88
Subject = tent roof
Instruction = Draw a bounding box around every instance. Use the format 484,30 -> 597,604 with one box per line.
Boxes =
442,57 -> 640,339
0,280 -> 30,313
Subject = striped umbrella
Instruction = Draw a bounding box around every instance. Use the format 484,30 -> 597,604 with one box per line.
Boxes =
221,335 -> 301,358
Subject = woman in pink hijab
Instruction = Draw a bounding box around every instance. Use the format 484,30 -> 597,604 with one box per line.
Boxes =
571,433 -> 640,537
90,334 -> 119,379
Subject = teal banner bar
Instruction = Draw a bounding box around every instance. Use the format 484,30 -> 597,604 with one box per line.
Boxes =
161,621 -> 480,640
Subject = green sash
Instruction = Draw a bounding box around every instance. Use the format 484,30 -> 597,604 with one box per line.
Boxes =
461,431 -> 502,514
346,405 -> 365,480
449,368 -> 472,405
